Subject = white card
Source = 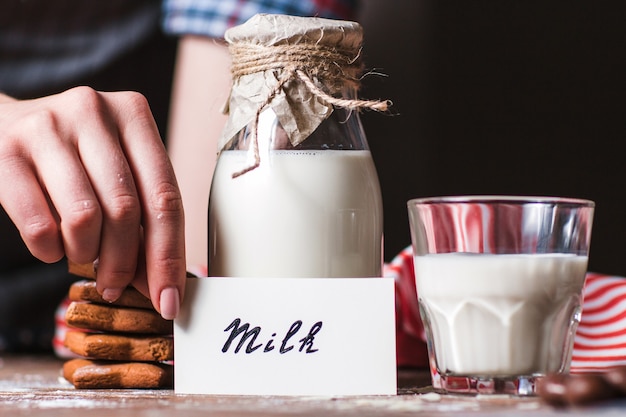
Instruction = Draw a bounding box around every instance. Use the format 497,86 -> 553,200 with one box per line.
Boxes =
174,277 -> 397,396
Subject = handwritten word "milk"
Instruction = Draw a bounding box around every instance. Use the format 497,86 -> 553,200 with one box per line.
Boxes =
222,318 -> 323,354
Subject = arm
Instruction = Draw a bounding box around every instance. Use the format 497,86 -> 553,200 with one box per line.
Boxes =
0,88 -> 185,319
166,36 -> 232,269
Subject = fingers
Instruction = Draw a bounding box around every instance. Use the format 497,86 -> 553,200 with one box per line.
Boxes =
25,114 -> 103,265
0,94 -> 102,264
25,88 -> 142,297
0,87 -> 186,318
63,89 -> 143,299
108,91 -> 186,318
0,155 -> 64,263
70,88 -> 185,313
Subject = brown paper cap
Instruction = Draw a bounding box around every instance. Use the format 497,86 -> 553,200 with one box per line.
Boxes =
219,14 -> 363,152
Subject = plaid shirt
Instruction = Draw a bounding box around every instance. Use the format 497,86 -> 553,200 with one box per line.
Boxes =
162,0 -> 359,39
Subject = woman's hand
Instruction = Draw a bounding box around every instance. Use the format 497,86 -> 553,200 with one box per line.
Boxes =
0,87 -> 185,319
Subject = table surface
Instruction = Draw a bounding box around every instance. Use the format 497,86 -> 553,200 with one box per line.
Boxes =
1,355 -> 625,416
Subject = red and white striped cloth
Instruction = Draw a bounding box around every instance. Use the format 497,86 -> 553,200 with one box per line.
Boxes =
571,273 -> 626,372
53,297 -> 78,359
54,249 -> 626,372
388,245 -> 626,372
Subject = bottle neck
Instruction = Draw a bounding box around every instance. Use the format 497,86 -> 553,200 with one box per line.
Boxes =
225,102 -> 369,153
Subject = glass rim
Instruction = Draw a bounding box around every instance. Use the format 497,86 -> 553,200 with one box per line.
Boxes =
407,195 -> 595,208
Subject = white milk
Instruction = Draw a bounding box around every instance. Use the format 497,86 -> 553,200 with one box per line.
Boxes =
414,253 -> 588,376
208,150 -> 383,278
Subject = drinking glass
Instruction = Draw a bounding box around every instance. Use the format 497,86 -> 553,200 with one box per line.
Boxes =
407,196 -> 594,395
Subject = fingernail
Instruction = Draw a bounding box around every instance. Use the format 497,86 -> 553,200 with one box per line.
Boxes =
102,288 -> 123,303
160,287 -> 180,320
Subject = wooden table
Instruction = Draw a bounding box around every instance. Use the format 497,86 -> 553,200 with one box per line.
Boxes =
1,355 -> 624,416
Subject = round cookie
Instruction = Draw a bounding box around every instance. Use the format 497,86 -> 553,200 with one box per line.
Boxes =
68,279 -> 154,310
63,358 -> 173,389
539,368 -> 626,406
65,301 -> 173,335
64,330 -> 173,361
68,261 -> 97,279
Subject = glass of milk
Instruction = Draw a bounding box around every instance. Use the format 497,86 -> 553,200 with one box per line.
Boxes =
407,196 -> 594,396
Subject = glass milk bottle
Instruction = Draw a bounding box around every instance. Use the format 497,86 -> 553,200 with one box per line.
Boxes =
208,14 -> 387,278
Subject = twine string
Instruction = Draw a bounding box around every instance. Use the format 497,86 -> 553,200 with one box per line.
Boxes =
229,42 -> 390,178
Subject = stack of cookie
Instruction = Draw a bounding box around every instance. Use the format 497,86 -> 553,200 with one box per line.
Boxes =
62,262 -> 174,389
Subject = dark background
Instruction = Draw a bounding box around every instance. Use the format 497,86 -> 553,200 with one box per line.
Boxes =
2,1 -> 624,278
358,1 -> 626,275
